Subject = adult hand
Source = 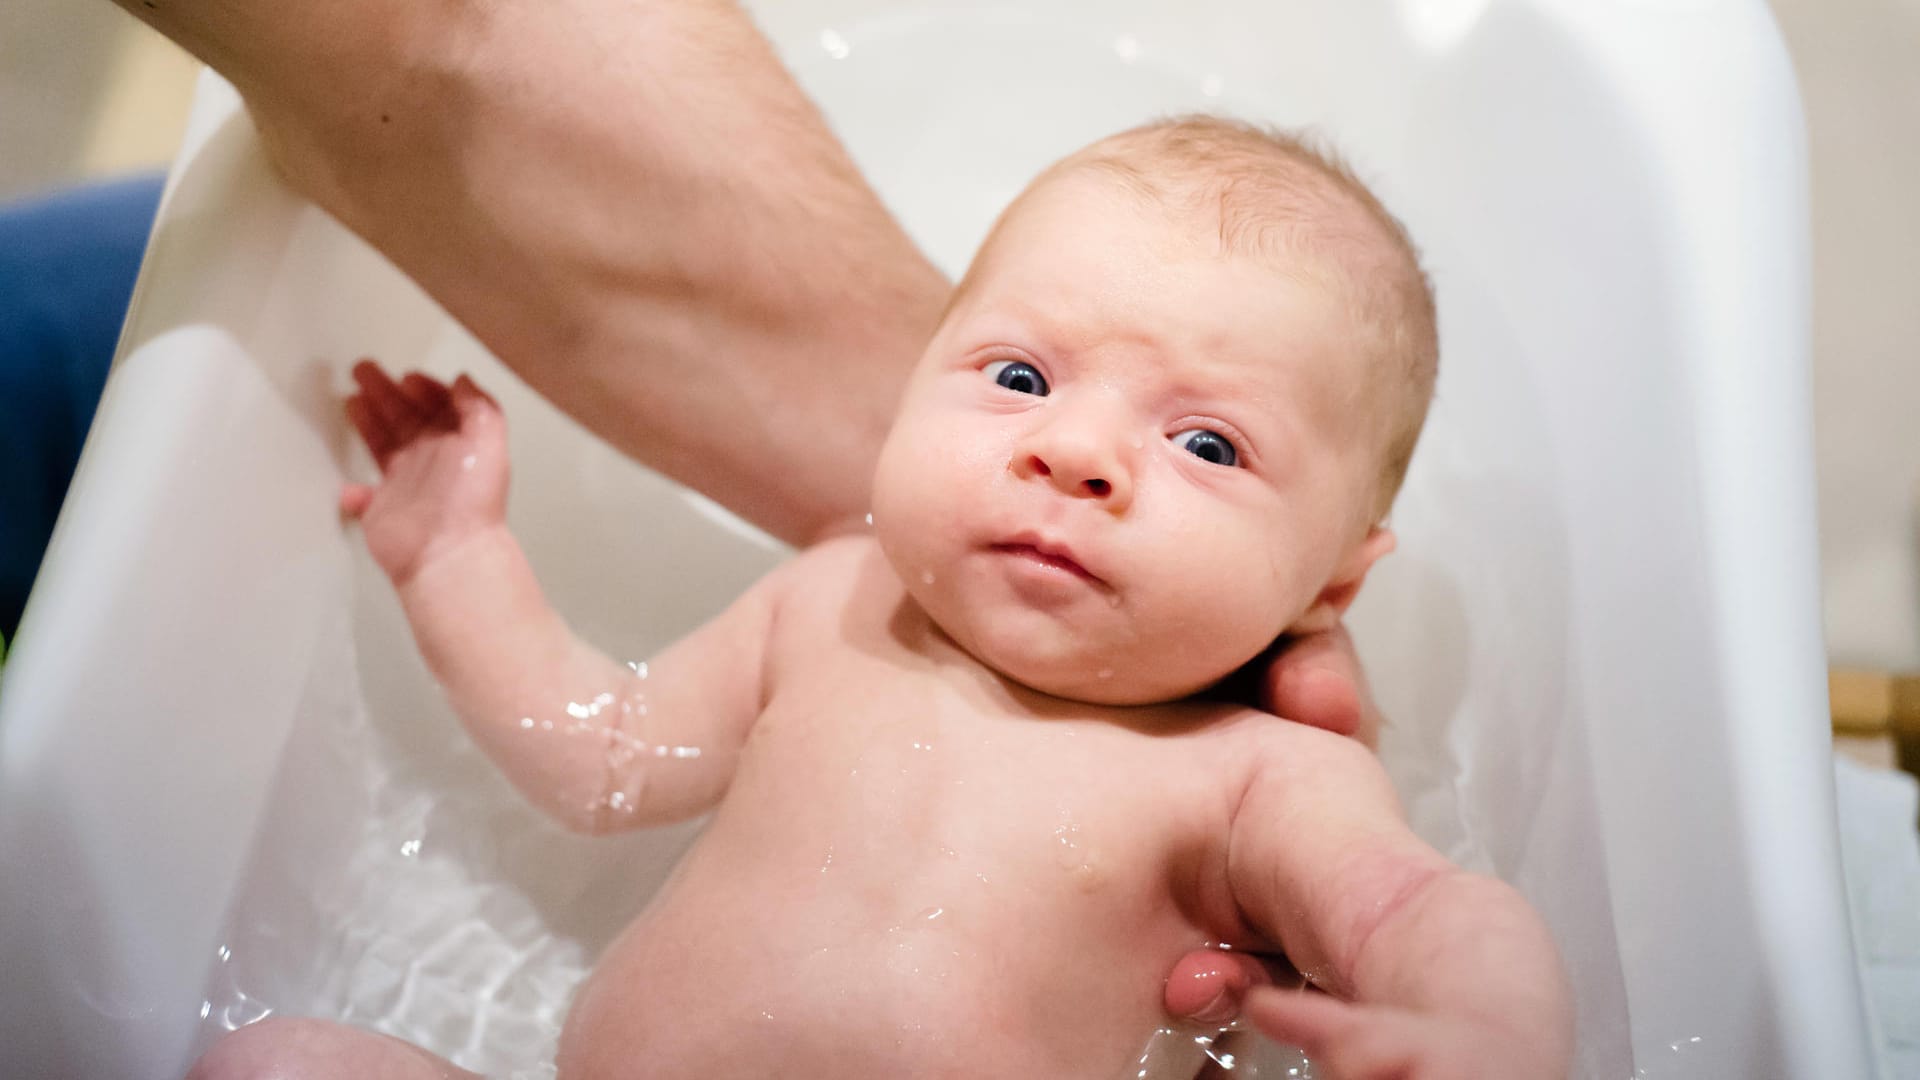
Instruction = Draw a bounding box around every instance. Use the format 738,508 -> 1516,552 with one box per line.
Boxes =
1239,987 -> 1564,1080
1257,623 -> 1382,750
1162,620 -> 1383,1032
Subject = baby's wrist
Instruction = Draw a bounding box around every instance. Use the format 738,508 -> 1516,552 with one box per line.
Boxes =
392,521 -> 517,595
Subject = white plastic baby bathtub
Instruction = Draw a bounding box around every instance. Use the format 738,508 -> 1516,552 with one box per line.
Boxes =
0,1 -> 1873,1077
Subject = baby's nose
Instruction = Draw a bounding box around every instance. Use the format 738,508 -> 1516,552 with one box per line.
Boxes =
1016,423 -> 1134,511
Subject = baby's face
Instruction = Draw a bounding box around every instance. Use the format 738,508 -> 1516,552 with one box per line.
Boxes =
872,173 -> 1382,705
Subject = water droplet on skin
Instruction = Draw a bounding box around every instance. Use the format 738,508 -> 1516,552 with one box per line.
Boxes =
864,512 -> 874,527
820,847 -> 835,873
519,717 -> 535,729
460,454 -> 477,471
1052,819 -> 1106,890
1053,823 -> 1082,863
1131,435 -> 1145,450
921,570 -> 936,585
1097,668 -> 1113,680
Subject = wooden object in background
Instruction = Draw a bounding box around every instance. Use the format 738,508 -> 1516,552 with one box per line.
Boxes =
1831,668 -> 1920,780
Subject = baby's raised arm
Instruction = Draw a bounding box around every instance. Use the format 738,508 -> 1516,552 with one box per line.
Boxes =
343,362 -> 781,833
1225,728 -> 1572,1079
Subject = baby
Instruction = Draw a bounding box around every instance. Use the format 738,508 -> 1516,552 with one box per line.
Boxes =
199,116 -> 1571,1079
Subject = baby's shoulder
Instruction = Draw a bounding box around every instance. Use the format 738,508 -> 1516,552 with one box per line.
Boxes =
1189,707 -> 1392,796
763,533 -> 902,647
778,532 -> 890,603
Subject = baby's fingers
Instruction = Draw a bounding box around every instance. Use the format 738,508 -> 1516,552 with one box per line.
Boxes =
451,373 -> 499,411
398,371 -> 456,427
345,394 -> 396,466
353,360 -> 422,433
449,374 -> 506,434
339,483 -> 376,518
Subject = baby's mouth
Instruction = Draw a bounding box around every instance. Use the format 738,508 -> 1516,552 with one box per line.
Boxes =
989,539 -> 1105,587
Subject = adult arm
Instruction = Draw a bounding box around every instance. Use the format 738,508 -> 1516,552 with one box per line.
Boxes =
111,0 -> 949,546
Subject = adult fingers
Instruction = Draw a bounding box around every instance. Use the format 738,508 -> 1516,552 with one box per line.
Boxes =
1245,990 -> 1430,1080
1242,987 -> 1362,1061
1164,949 -> 1296,1026
1260,624 -> 1379,749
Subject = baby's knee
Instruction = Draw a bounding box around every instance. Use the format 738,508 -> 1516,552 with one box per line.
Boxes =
186,1017 -> 368,1080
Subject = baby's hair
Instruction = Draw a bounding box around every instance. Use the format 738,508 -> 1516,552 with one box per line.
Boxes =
957,115 -> 1439,524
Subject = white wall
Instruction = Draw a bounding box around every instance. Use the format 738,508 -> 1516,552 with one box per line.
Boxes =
1769,0 -> 1920,671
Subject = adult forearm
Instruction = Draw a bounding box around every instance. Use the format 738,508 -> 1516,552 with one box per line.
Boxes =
113,0 -> 951,545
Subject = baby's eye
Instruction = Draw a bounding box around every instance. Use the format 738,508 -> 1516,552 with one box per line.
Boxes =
1172,429 -> 1238,467
984,359 -> 1048,396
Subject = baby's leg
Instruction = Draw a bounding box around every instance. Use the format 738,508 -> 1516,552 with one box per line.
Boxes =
187,1017 -> 483,1080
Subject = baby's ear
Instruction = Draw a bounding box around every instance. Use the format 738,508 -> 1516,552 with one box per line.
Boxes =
1288,526 -> 1396,635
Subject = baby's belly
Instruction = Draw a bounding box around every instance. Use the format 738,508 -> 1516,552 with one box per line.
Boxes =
553,835 -> 1190,1079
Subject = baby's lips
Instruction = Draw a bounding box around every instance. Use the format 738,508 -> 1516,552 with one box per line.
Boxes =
990,529 -> 1109,587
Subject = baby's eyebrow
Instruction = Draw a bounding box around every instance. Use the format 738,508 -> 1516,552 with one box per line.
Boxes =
1167,365 -> 1306,459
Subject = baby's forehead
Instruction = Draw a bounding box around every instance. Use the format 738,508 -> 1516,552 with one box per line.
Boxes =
994,162 -> 1381,296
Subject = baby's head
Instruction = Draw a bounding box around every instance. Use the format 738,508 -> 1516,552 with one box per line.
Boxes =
872,116 -> 1437,705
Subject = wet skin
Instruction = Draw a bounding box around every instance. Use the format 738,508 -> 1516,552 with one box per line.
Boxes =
560,540 -> 1337,1079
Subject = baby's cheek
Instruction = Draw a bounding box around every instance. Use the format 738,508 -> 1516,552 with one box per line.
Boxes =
1181,540 -> 1298,652
872,427 -> 972,571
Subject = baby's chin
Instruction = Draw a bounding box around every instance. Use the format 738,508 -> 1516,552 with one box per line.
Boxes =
946,611 -> 1240,708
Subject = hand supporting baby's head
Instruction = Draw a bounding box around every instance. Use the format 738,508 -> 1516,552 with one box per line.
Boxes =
872,116 -> 1437,706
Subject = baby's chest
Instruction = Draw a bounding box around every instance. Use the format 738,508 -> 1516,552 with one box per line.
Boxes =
722,659 -> 1238,926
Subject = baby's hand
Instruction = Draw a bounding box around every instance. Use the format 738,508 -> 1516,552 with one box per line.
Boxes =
341,361 -> 509,586
1244,988 -> 1564,1080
